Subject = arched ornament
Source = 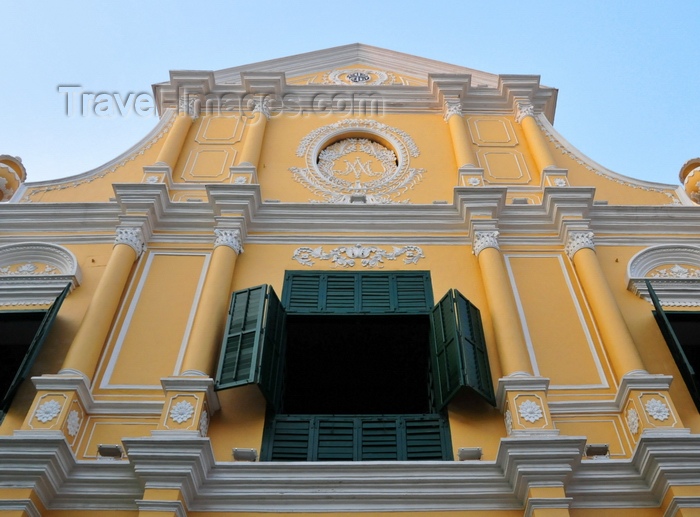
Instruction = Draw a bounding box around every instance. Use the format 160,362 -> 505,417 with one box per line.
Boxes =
0,242 -> 81,306
627,245 -> 700,306
290,119 -> 425,204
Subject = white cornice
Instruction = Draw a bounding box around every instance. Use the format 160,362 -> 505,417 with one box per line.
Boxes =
3,184 -> 700,248
3,430 -> 700,512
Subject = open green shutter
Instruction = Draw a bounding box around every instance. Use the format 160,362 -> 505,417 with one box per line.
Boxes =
429,291 -> 462,410
1,283 -> 71,414
646,280 -> 700,408
454,290 -> 496,406
215,285 -> 286,409
429,289 -> 495,410
259,287 -> 286,411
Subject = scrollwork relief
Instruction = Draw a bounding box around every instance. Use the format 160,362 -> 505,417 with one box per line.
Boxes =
292,243 -> 424,268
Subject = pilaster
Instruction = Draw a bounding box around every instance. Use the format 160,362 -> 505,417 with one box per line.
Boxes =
180,225 -> 243,377
515,99 -> 558,174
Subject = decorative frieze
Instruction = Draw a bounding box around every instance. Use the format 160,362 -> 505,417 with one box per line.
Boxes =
472,231 -> 499,256
565,231 -> 595,259
115,227 -> 146,257
214,229 -> 244,254
292,243 -> 424,268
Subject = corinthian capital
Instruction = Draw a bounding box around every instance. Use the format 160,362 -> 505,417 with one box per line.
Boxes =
565,231 -> 595,259
473,231 -> 500,256
514,100 -> 535,124
214,229 -> 244,254
443,99 -> 463,121
115,227 -> 146,257
178,95 -> 200,119
252,96 -> 272,120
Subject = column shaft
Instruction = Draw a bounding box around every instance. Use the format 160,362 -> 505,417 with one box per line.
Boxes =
447,114 -> 477,168
477,246 -> 533,376
571,247 -> 645,378
517,105 -> 556,172
238,111 -> 268,167
181,244 -> 238,376
155,113 -> 193,168
61,243 -> 137,382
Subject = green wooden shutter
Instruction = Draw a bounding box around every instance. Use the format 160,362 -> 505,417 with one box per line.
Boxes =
455,290 -> 496,406
215,285 -> 286,410
285,273 -> 322,312
316,418 -> 356,461
360,419 -> 399,460
646,280 -> 700,408
430,291 -> 462,409
404,417 -> 451,460
259,287 -> 286,410
1,283 -> 71,415
283,271 -> 433,315
359,274 -> 392,312
429,289 -> 496,410
265,414 -> 450,461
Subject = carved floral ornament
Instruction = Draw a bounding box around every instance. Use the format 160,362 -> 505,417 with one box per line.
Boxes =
290,119 -> 425,204
169,400 -> 195,424
645,398 -> 671,421
292,244 -> 425,268
517,400 -> 544,423
626,407 -> 640,435
34,400 -> 63,423
627,245 -> 700,306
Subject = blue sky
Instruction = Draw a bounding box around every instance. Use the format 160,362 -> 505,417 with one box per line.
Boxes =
2,1 -> 698,185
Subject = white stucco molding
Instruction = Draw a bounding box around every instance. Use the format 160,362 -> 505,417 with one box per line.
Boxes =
627,245 -> 700,306
0,242 -> 81,306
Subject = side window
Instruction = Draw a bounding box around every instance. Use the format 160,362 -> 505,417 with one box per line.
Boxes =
1,283 -> 70,420
647,280 -> 700,410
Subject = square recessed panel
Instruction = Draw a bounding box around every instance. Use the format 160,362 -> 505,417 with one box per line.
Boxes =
195,115 -> 245,144
180,149 -> 233,182
480,150 -> 531,184
468,117 -> 518,146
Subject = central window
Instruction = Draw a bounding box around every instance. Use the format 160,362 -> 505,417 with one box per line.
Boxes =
215,271 -> 496,461
284,314 -> 431,415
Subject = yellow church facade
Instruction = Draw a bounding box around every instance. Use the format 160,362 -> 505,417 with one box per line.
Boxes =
1,44 -> 700,516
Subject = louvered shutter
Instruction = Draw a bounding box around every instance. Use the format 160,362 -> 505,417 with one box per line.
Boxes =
429,289 -> 495,410
1,283 -> 71,415
455,291 -> 496,405
647,280 -> 700,409
215,285 -> 286,410
283,271 -> 433,315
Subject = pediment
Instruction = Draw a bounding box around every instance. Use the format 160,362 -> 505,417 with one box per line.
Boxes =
210,43 -> 500,88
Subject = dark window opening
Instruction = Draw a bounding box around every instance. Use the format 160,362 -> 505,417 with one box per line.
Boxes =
283,315 -> 431,414
0,312 -> 44,403
665,313 -> 700,372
